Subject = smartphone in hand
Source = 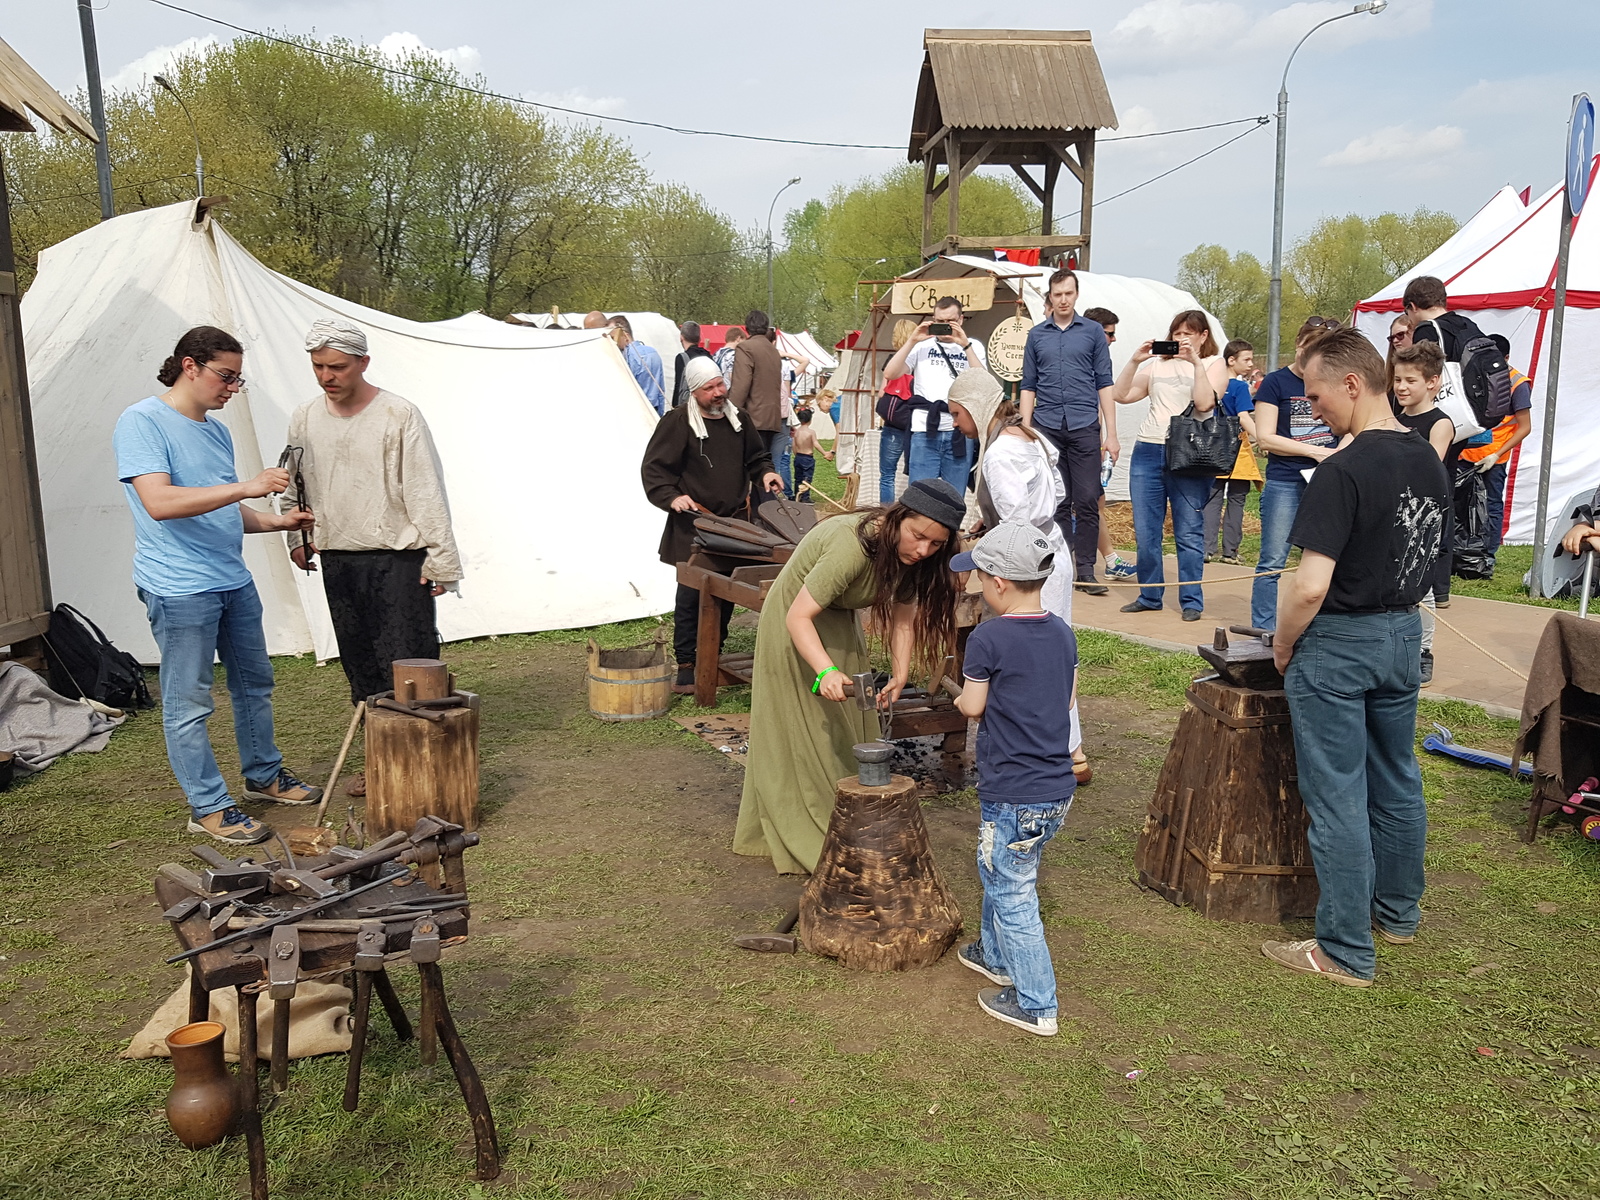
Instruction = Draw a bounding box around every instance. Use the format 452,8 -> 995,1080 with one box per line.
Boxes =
1151,340 -> 1180,356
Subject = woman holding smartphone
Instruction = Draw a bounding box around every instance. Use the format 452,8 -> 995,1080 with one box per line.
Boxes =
1111,310 -> 1227,621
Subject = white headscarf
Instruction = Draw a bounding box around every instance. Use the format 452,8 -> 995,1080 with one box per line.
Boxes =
683,356 -> 742,440
304,317 -> 369,357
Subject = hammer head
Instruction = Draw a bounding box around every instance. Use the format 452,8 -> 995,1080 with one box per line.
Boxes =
851,671 -> 876,711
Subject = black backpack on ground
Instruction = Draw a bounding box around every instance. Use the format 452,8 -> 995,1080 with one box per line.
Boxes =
41,603 -> 154,711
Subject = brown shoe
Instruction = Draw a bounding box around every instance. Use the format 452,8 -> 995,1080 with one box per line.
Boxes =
672,664 -> 696,695
1072,750 -> 1092,787
188,805 -> 273,845
344,771 -> 366,798
1373,921 -> 1416,945
1261,938 -> 1372,987
242,767 -> 322,806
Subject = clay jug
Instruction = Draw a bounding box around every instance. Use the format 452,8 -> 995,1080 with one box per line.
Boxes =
164,1021 -> 239,1149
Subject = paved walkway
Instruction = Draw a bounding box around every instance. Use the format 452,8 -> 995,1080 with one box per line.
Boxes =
1073,557 -> 1546,718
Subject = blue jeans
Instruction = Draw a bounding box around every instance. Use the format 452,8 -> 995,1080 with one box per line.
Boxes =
878,425 -> 909,504
141,582 -> 284,819
1128,440 -> 1209,612
793,453 -> 816,502
1252,475 -> 1308,630
768,427 -> 793,499
1285,610 -> 1426,980
907,428 -> 973,494
977,798 -> 1069,1016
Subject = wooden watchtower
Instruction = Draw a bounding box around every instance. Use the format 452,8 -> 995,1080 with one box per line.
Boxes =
910,29 -> 1118,267
0,39 -> 99,661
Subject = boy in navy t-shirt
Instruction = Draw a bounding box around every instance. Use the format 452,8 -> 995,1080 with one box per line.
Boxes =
952,522 -> 1078,1037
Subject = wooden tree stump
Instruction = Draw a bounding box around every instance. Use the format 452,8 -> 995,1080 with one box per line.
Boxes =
366,692 -> 481,850
1134,676 -> 1318,923
799,772 -> 962,971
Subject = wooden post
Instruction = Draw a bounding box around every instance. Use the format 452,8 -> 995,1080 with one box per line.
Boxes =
1042,156 -> 1060,237
946,138 -> 962,244
922,157 -> 938,263
365,693 -> 480,841
694,585 -> 720,707
800,772 -> 962,971
0,148 -> 54,647
1078,133 -> 1096,270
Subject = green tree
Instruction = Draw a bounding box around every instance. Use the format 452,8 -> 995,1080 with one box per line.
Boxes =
1178,208 -> 1459,365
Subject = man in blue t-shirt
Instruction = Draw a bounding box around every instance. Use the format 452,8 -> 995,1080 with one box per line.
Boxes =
1249,317 -> 1343,629
114,327 -> 321,844
952,522 -> 1079,1037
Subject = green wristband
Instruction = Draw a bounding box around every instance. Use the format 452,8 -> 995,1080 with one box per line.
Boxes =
812,666 -> 841,695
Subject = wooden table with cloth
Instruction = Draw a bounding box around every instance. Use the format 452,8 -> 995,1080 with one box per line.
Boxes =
733,480 -> 967,874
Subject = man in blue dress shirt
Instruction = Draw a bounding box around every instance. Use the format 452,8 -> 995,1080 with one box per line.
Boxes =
1019,269 -> 1118,595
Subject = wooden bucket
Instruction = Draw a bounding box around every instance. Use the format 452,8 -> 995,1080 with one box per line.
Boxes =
586,635 -> 672,722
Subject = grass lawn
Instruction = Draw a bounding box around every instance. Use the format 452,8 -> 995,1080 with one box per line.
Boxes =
1,617 -> 1597,1198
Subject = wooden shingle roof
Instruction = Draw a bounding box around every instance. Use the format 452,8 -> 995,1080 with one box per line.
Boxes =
0,36 -> 96,140
909,29 -> 1116,161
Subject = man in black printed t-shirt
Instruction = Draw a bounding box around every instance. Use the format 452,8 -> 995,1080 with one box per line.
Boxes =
1261,329 -> 1449,989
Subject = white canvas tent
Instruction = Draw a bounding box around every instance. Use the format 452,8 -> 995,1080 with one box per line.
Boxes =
829,256 -> 1224,501
518,309 -> 680,405
24,201 -> 676,663
1353,167 -> 1599,544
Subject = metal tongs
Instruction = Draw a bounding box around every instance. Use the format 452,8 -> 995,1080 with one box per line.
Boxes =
852,671 -> 894,742
276,445 -> 313,573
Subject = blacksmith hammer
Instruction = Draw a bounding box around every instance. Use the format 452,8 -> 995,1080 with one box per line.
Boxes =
733,899 -> 801,954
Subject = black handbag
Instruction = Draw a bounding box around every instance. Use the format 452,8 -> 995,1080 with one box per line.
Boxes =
1165,403 -> 1239,477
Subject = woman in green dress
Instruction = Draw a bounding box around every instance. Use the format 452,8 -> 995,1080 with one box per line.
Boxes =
734,478 -> 966,874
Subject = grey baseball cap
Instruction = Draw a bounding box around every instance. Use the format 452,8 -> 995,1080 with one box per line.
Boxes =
950,520 -> 1055,581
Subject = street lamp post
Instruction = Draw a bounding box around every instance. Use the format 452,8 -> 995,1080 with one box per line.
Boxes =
1268,0 -> 1387,368
154,74 -> 204,199
766,176 -> 801,322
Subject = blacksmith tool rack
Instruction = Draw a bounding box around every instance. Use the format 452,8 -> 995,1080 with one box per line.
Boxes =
155,815 -> 498,1198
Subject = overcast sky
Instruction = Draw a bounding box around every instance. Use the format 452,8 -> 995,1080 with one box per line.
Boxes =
10,0 -> 1599,282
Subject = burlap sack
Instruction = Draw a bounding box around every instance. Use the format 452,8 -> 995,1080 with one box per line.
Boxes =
122,966 -> 353,1061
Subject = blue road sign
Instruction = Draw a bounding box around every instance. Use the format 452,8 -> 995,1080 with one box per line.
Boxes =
1569,93 -> 1595,215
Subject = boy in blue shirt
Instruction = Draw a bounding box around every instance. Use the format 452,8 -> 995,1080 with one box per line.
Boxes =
952,522 -> 1079,1036
1204,339 -> 1261,565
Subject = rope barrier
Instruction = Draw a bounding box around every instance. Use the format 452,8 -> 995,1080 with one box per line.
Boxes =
1429,608 -> 1530,683
1083,567 -> 1292,588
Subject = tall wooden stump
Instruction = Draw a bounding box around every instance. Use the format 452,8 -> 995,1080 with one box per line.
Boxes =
799,772 -> 962,971
1134,677 -> 1318,923
366,692 -> 481,848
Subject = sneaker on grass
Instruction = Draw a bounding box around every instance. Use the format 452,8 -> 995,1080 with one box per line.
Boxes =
242,767 -> 322,806
956,941 -> 1012,986
1261,938 -> 1372,987
188,806 -> 273,845
977,986 -> 1058,1036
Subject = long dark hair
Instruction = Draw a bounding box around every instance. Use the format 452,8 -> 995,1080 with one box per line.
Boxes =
157,325 -> 243,386
854,504 -> 958,675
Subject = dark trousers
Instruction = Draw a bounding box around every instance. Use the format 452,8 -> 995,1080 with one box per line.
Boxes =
793,453 -> 816,502
673,583 -> 734,667
1036,421 -> 1103,581
321,548 -> 440,704
1204,479 -> 1250,558
1484,461 -> 1508,554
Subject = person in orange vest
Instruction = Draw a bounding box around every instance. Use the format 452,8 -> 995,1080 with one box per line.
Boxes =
1457,341 -> 1533,566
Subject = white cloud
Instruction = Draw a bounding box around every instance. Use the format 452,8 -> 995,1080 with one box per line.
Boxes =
106,37 -> 220,90
377,32 -> 481,75
1107,0 -> 1431,61
1113,105 -> 1164,137
1320,124 -> 1465,167
524,88 -> 627,118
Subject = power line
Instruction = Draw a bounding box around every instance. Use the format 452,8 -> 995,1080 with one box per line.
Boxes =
144,0 -> 1270,154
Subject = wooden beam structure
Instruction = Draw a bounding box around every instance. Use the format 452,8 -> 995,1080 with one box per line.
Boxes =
907,30 -> 1116,267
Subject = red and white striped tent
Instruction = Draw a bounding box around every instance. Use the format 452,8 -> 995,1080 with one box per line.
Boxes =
1352,163 -> 1600,545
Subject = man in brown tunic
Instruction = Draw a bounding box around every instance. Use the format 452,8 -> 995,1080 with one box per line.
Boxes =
642,357 -> 784,692
727,309 -> 786,499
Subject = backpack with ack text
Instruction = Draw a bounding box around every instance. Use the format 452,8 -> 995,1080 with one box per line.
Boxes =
41,603 -> 154,712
